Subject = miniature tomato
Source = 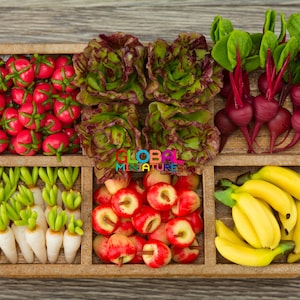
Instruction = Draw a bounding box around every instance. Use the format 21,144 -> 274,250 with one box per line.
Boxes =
32,82 -> 57,111
18,101 -> 46,131
31,54 -> 56,79
6,58 -> 35,88
53,92 -> 81,126
2,107 -> 24,136
12,129 -> 42,156
51,65 -> 77,93
42,132 -> 69,161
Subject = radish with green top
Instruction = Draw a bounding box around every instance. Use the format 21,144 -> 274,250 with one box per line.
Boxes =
43,183 -> 63,219
19,166 -> 44,209
15,207 -> 47,263
0,204 -> 18,263
5,198 -> 34,263
62,189 -> 82,222
14,185 -> 48,233
46,206 -> 68,263
63,214 -> 83,264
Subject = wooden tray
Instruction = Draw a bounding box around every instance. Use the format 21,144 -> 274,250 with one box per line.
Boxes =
1,44 -> 300,279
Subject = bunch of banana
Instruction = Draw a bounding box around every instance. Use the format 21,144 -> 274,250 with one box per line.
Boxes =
214,189 -> 281,250
215,220 -> 295,267
214,165 -> 300,266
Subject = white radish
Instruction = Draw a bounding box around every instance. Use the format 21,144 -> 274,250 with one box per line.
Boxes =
0,226 -> 18,264
63,215 -> 84,264
63,230 -> 82,264
11,223 -> 34,263
0,204 -> 18,263
16,207 -> 47,264
46,229 -> 64,263
5,198 -> 33,263
25,224 -> 47,264
46,206 -> 67,263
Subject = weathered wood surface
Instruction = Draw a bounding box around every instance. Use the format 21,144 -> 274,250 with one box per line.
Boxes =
1,0 -> 300,299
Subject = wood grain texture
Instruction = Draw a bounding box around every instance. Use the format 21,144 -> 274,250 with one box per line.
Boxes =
1,0 -> 300,298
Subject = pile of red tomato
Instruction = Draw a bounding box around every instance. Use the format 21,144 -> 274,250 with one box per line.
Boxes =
0,53 -> 82,159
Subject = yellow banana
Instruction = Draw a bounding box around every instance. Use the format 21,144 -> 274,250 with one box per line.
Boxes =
281,225 -> 294,241
250,165 -> 300,201
257,199 -> 281,250
215,236 -> 295,267
231,204 -> 262,249
231,192 -> 279,249
234,179 -> 293,219
215,219 -> 248,246
290,200 -> 300,254
287,252 -> 300,263
278,191 -> 297,236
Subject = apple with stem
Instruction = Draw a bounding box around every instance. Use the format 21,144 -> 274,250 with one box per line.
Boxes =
171,238 -> 201,263
143,169 -> 171,190
111,187 -> 143,218
132,205 -> 162,234
104,171 -> 131,194
165,217 -> 196,248
172,174 -> 200,191
142,239 -> 172,268
92,204 -> 120,235
128,235 -> 147,264
93,184 -> 113,205
146,182 -> 177,211
171,189 -> 201,217
93,235 -> 110,263
107,233 -> 136,266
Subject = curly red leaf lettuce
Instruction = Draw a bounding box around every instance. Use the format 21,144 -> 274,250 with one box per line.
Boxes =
73,32 -> 147,105
75,103 -> 142,182
143,101 -> 220,175
145,32 -> 223,107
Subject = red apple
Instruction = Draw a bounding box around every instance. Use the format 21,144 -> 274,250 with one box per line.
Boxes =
171,238 -> 201,263
132,205 -> 162,234
111,187 -> 143,218
184,209 -> 203,234
172,174 -> 200,191
128,235 -> 147,264
165,217 -> 196,248
146,182 -> 177,211
93,184 -> 113,205
107,233 -> 137,266
142,239 -> 172,268
171,189 -> 201,217
143,169 -> 171,190
93,235 -> 110,263
128,178 -> 147,204
114,217 -> 136,236
92,204 -> 120,235
104,171 -> 131,194
147,222 -> 169,245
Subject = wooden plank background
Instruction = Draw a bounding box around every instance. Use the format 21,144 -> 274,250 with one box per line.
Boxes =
1,0 -> 300,299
